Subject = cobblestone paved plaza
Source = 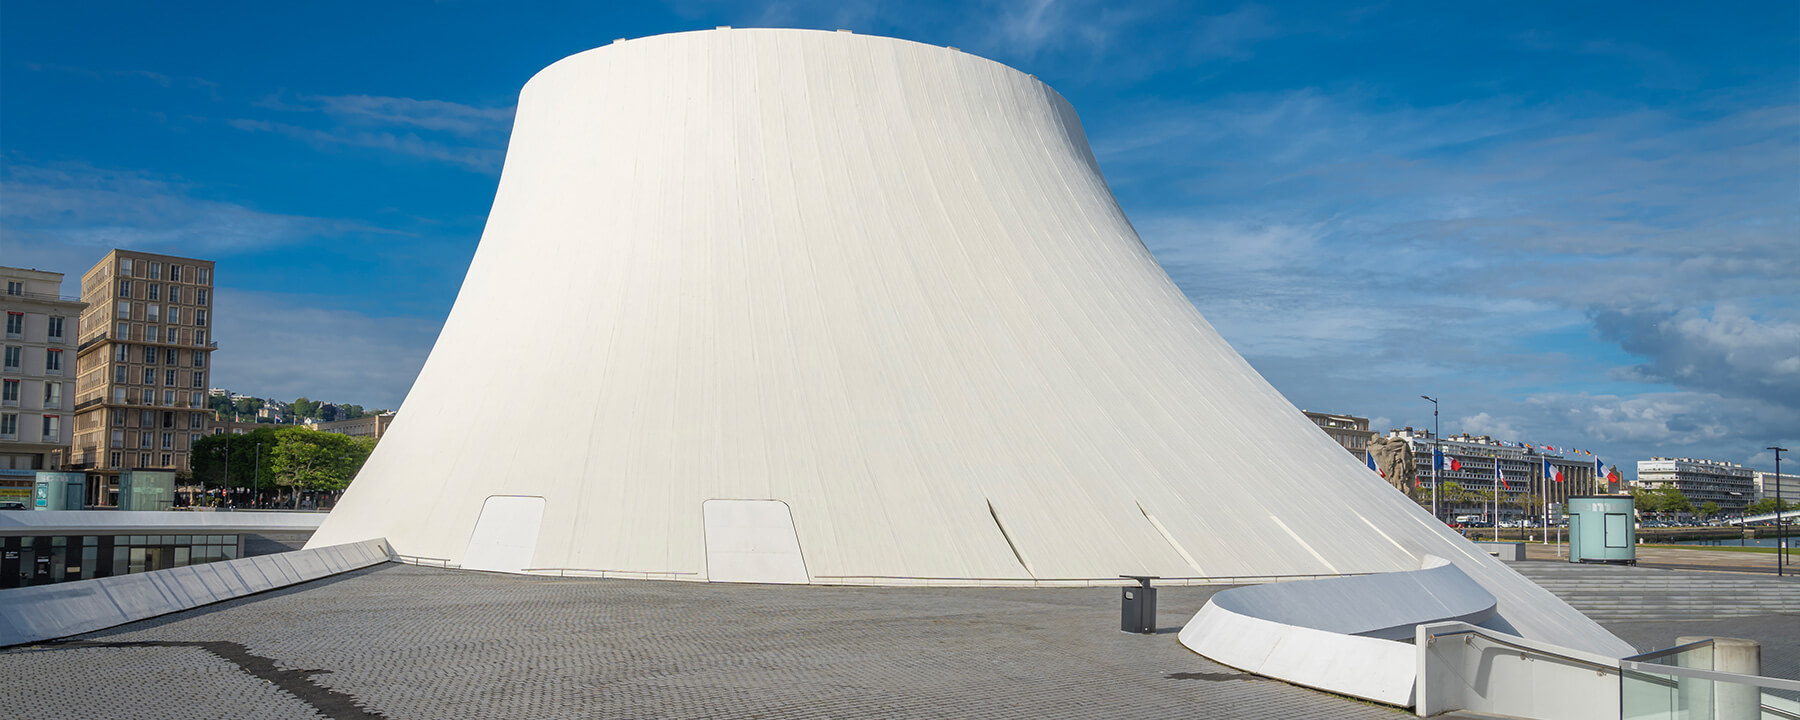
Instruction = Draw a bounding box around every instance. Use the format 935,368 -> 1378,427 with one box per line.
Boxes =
5,558 -> 1796,719
3,565 -> 1406,720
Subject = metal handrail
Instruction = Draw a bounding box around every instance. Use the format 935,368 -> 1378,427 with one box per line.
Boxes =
1421,626 -> 1621,674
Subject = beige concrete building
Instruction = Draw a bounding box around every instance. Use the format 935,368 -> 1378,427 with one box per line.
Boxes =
69,250 -> 217,506
1633,457 -> 1754,514
1302,410 -> 1374,460
313,412 -> 395,442
1,267 -> 86,486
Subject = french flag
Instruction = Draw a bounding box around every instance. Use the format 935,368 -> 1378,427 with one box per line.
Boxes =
1544,458 -> 1564,483
1496,464 -> 1511,491
1367,453 -> 1385,478
1595,458 -> 1607,482
1435,449 -> 1461,472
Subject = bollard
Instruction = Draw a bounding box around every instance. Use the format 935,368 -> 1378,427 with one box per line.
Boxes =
1119,575 -> 1158,634
1677,636 -> 1761,720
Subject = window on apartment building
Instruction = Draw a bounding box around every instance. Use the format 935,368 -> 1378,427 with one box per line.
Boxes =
4,281 -> 20,296
159,453 -> 170,467
140,409 -> 153,426
168,286 -> 182,303
115,300 -> 130,317
189,412 -> 203,429
0,413 -> 15,439
42,415 -> 61,442
115,323 -> 130,341
194,330 -> 207,346
162,369 -> 175,386
189,391 -> 202,407
45,349 -> 62,375
191,372 -> 204,388
138,431 -> 151,448
43,382 -> 61,409
167,307 -> 180,325
197,268 -> 210,285
194,309 -> 207,326
162,411 -> 174,428
149,262 -> 161,280
120,257 -> 133,275
114,344 -> 128,362
163,389 -> 175,405
169,265 -> 182,283
119,279 -> 136,297
147,304 -> 159,322
192,353 -> 205,368
160,432 -> 172,449
144,346 -> 157,363
2,346 -> 18,370
139,452 -> 150,467
112,388 -> 125,404
4,312 -> 21,338
109,451 -> 120,468
143,367 -> 156,384
160,348 -> 173,364
146,326 -> 160,343
0,379 -> 17,406
196,288 -> 209,305
47,316 -> 64,340
112,409 -> 123,426
148,284 -> 160,301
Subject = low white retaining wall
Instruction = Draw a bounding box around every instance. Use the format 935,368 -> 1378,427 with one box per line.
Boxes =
1415,621 -> 1621,719
1177,557 -> 1500,706
1470,542 -> 1526,561
0,538 -> 390,647
0,510 -> 328,535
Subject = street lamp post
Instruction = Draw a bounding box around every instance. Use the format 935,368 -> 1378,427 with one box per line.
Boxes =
254,442 -> 262,509
1772,446 -> 1788,577
1422,395 -> 1439,522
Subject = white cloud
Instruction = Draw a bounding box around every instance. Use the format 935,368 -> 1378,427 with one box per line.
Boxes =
0,163 -> 389,255
210,289 -> 439,409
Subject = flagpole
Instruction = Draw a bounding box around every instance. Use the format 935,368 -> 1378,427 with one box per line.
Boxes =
1422,396 -> 1439,523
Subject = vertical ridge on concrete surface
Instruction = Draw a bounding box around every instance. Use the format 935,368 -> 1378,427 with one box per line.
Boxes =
307,27 -> 1631,658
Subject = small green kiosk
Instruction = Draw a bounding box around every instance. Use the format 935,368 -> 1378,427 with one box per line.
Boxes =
32,471 -> 85,510
1567,495 -> 1636,564
119,470 -> 177,511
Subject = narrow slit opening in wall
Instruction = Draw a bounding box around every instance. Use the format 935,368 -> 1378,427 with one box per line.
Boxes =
987,499 -> 1034,577
1139,502 -> 1204,575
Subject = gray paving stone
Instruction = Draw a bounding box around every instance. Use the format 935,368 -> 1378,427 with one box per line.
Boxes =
0,566 -> 1404,719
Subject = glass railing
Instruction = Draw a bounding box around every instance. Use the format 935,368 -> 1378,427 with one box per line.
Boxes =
1622,639 -> 1800,719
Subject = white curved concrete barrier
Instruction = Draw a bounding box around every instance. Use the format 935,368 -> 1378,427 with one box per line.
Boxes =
0,538 -> 390,647
1177,557 -> 1498,706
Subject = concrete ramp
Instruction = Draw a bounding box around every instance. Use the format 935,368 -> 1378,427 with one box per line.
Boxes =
1178,557 -> 1503,706
0,538 -> 391,647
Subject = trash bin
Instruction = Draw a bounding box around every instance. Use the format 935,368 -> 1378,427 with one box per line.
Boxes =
1120,575 -> 1158,633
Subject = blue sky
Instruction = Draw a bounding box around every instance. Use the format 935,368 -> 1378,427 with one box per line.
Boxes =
3,1 -> 1796,478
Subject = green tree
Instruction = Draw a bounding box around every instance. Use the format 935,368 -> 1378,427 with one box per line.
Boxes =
1657,487 -> 1694,515
190,428 -> 281,493
1630,487 -> 1664,514
267,427 -> 375,505
1747,498 -> 1800,515
291,397 -> 320,420
1699,501 -> 1720,518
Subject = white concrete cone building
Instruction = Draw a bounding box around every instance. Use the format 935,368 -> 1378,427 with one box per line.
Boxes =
310,28 -> 1630,662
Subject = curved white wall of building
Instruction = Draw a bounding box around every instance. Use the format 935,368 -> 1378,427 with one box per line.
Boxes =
309,28 -> 1630,658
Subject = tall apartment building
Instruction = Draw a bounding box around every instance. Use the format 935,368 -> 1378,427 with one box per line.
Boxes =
69,251 -> 217,506
1634,457 -> 1754,513
1302,410 -> 1374,461
1,267 -> 86,477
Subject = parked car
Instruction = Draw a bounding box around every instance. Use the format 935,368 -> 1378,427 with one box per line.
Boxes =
0,501 -> 27,511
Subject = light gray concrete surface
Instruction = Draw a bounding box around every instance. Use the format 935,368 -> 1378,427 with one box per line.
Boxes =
4,560 -> 1793,719
2,565 -> 1405,720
